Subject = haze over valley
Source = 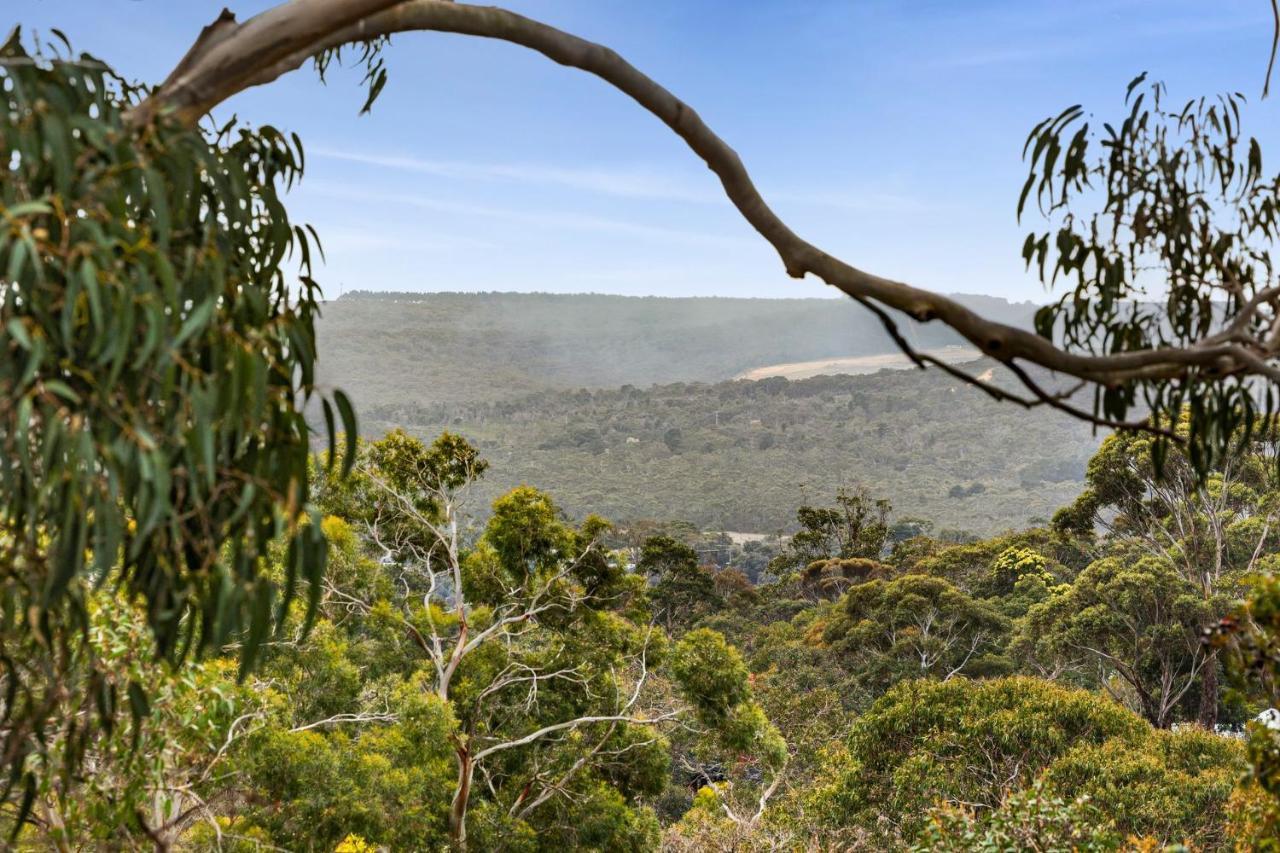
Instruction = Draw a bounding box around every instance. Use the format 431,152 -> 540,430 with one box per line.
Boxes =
318,291 -> 1095,535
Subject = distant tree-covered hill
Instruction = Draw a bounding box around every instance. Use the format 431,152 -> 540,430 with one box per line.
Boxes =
359,359 -> 1102,536
316,291 -> 1038,406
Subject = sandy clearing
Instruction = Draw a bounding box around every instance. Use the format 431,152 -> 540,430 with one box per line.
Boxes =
719,531 -> 777,545
735,346 -> 983,381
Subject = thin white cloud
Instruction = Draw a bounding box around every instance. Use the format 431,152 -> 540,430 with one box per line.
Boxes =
310,226 -> 496,254
308,146 -> 943,215
309,146 -> 720,204
301,180 -> 757,249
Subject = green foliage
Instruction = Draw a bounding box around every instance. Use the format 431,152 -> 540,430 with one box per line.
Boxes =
770,487 -> 891,573
368,427 -> 487,497
1021,79 -> 1280,474
204,432 -> 787,850
1057,422 -> 1278,548
800,676 -> 1239,847
672,628 -> 786,768
671,629 -> 751,730
639,536 -> 722,630
232,692 -> 457,849
219,510 -> 670,848
16,14 -> 1280,851
317,428 -> 487,569
0,33 -> 352,804
822,575 -> 1012,698
1042,727 -> 1241,848
1224,782 -> 1280,853
1055,423 -> 1279,583
0,593 -> 246,847
488,486 -> 571,579
910,781 -> 1122,852
3,423 -> 1265,849
798,556 -> 889,601
570,514 -> 630,599
1216,572 -> 1280,847
1023,554 -> 1217,728
987,546 -> 1052,597
907,526 -> 1087,593
979,546 -> 1063,619
541,782 -> 661,852
1049,415 -> 1279,730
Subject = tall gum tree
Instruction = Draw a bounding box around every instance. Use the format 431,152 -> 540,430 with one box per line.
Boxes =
1054,419 -> 1280,727
300,430 -> 785,851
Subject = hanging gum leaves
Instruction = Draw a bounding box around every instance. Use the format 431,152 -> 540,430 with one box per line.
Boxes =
1020,76 -> 1280,475
0,31 -> 353,797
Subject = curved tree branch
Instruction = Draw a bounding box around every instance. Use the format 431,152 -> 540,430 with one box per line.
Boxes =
129,0 -> 1280,429
1267,0 -> 1280,97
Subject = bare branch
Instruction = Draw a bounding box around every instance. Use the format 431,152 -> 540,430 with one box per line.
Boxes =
472,709 -> 680,763
1268,0 -> 1280,97
125,0 -> 1280,427
289,711 -> 399,733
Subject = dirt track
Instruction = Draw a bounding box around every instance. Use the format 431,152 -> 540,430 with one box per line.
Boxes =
735,346 -> 982,381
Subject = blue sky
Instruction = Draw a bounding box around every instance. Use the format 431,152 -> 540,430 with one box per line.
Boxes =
14,0 -> 1280,300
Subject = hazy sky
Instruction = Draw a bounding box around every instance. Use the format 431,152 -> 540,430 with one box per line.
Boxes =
14,1 -> 1280,299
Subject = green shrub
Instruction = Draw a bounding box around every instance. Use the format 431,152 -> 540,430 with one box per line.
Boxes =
801,677 -> 1241,847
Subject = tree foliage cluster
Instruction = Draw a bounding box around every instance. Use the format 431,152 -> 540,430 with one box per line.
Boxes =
0,30 -> 353,811
8,424 -> 1277,850
656,424 -> 1280,849
1,431 -> 794,850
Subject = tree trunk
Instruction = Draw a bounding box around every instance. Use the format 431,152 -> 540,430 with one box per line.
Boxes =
1136,689 -> 1165,729
1198,657 -> 1220,730
449,747 -> 474,852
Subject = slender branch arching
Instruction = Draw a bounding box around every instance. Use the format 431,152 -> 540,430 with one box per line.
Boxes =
130,0 -> 1280,441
